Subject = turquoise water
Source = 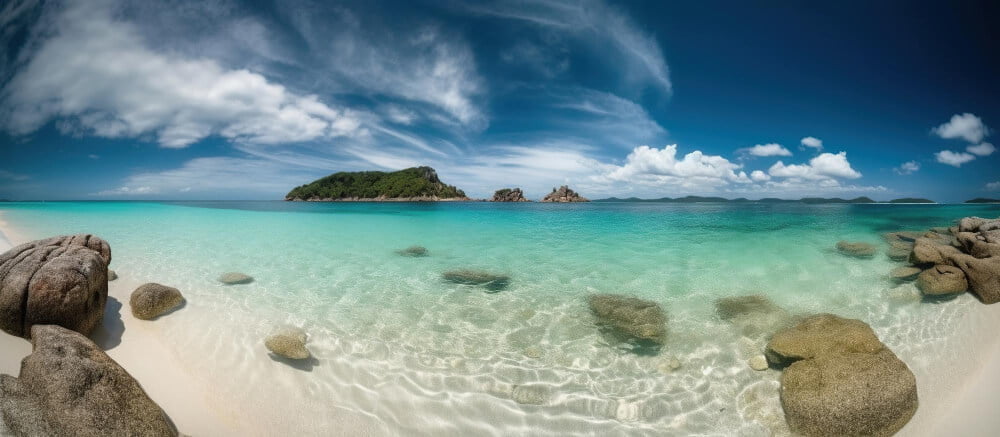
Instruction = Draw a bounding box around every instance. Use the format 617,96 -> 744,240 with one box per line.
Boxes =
2,201 -> 999,435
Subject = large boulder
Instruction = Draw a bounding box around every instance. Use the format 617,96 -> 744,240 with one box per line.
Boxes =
491,188 -> 529,202
916,265 -> 968,296
540,185 -> 589,203
587,294 -> 667,345
955,231 -> 1000,258
959,217 -> 1000,233
0,234 -> 110,338
0,325 -> 177,436
130,283 -> 184,320
835,241 -> 876,258
767,314 -> 917,437
908,238 -> 961,266
947,253 -> 1000,303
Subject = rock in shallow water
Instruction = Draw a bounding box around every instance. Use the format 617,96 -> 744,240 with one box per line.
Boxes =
0,234 -> 110,338
108,269 -> 118,281
265,328 -> 311,360
130,283 -> 184,320
748,355 -> 769,371
890,266 -> 921,282
947,253 -> 1000,303
765,313 -> 883,368
218,272 -> 253,285
396,245 -> 429,257
442,270 -> 511,292
0,325 -> 177,437
916,265 -> 968,296
587,294 -> 667,346
835,241 -> 876,258
715,294 -> 797,339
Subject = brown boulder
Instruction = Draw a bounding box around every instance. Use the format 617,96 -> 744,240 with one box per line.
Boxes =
540,185 -> 589,203
588,294 -> 667,345
835,241 -> 876,258
130,283 -> 184,320
955,232 -> 1000,258
766,314 -> 884,367
916,265 -> 968,296
908,238 -> 961,266
0,325 -> 177,436
947,253 -> 1000,304
890,266 -> 921,282
0,235 -> 110,338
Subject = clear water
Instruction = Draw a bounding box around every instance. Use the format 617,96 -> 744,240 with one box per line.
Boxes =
1,201 -> 998,436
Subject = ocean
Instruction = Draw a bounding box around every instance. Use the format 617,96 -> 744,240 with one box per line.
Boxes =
1,201 -> 998,435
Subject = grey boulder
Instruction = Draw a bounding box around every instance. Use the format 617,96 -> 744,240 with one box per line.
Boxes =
588,294 -> 667,345
218,272 -> 254,285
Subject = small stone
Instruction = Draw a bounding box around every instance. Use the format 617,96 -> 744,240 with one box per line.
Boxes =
835,241 -> 877,258
396,246 -> 429,257
658,357 -> 682,374
442,269 -> 511,292
265,328 -> 310,360
218,272 -> 253,285
890,266 -> 921,282
129,283 -> 184,320
748,355 -> 769,371
523,346 -> 543,359
108,269 -> 118,281
512,384 -> 550,405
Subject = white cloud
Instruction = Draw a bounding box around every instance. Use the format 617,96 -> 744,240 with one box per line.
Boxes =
935,150 -> 976,167
741,143 -> 791,157
750,170 -> 770,182
967,142 -> 995,156
768,152 -> 862,180
604,145 -> 749,187
0,170 -> 29,181
800,136 -> 823,149
932,113 -> 989,143
0,0 -> 363,148
894,161 -> 920,175
986,181 -> 1000,192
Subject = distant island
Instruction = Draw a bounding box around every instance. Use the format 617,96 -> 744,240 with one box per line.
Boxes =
593,196 -> 939,204
966,198 -> 1000,204
887,198 -> 935,203
285,167 -> 469,201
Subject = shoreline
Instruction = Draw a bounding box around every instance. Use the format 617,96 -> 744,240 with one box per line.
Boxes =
2,210 -> 1000,435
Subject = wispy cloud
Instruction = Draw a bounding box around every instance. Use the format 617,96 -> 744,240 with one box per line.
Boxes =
800,136 -> 823,150
739,143 -> 791,157
935,150 -> 976,167
894,161 -> 920,175
0,170 -> 29,181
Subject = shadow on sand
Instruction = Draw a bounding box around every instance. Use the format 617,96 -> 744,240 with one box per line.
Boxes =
92,296 -> 125,350
268,353 -> 320,372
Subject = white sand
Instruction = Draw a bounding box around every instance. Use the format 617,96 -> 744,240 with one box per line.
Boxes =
2,216 -> 1000,435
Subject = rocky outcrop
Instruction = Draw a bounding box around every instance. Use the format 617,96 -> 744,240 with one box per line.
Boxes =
442,270 -> 511,292
265,327 -> 311,360
130,283 -> 184,320
947,252 -> 1000,303
218,272 -> 253,285
0,325 -> 177,436
916,265 -> 968,296
0,234 -> 110,338
908,238 -> 961,266
540,185 -> 589,203
396,246 -> 429,257
587,294 -> 667,345
835,241 -> 876,258
766,314 -> 917,437
491,188 -> 529,202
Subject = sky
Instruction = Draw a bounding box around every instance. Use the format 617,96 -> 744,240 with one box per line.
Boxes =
0,0 -> 997,202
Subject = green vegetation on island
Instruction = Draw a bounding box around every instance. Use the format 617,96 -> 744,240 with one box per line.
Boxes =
285,167 -> 467,201
888,198 -> 935,203
593,196 -> 878,204
966,198 -> 1000,204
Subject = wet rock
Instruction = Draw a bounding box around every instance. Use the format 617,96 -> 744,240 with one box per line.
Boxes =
218,272 -> 254,285
715,294 -> 796,338
491,188 -> 530,202
0,325 -> 177,437
396,246 -> 429,257
835,241 -> 876,258
442,270 -> 511,292
947,253 -> 1000,304
890,266 -> 921,282
265,328 -> 311,360
886,245 -> 912,261
748,355 -> 769,371
108,269 -> 118,281
959,217 -> 997,233
540,185 -> 589,203
882,231 -> 924,244
768,314 -> 917,436
955,231 -> 1000,258
0,234 -> 110,338
512,384 -> 550,405
908,238 -> 961,266
129,283 -> 184,320
916,265 -> 968,296
587,294 -> 667,345
930,226 -> 952,235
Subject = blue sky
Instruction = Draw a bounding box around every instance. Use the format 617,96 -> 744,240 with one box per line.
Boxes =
0,0 -> 997,202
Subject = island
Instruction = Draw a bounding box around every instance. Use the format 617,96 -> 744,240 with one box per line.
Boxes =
491,188 -> 530,202
888,198 -> 936,203
541,186 -> 589,202
285,167 -> 469,202
593,196 -> 878,204
966,198 -> 1000,204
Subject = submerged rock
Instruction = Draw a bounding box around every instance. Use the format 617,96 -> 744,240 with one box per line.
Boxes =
511,384 -> 550,405
835,241 -> 877,258
882,231 -> 924,244
265,328 -> 311,360
442,270 -> 511,292
748,355 -> 769,371
0,234 -> 110,338
0,325 -> 177,437
890,266 -> 921,282
886,244 -> 912,262
767,314 -> 917,437
916,265 -> 968,296
396,246 -> 429,257
540,185 -> 589,203
715,294 -> 796,338
218,272 -> 254,285
130,283 -> 184,320
587,294 -> 667,346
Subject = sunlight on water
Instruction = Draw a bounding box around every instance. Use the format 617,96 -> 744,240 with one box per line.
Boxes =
2,201 -> 998,435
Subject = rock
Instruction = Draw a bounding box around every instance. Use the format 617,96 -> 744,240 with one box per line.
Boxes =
0,325 -> 177,437
748,355 -> 769,371
491,188 -> 529,202
218,272 -> 253,285
780,349 -> 918,437
947,253 -> 1000,303
890,266 -> 921,282
955,231 -> 1000,258
396,246 -> 429,257
916,265 -> 968,296
540,185 -> 589,203
768,315 -> 918,436
908,238 -> 961,266
658,357 -> 682,374
835,241 -> 876,258
108,269 -> 118,281
886,246 -> 912,261
511,384 -> 550,405
129,283 -> 184,320
765,314 -> 883,367
882,231 -> 924,243
930,226 -> 952,235
442,270 -> 511,292
0,234 -> 110,338
587,294 -> 667,345
959,217 -> 991,232
715,294 -> 796,338
265,328 -> 310,360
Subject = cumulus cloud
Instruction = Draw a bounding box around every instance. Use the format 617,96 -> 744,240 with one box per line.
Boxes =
894,161 -> 920,175
604,145 -> 749,188
0,0 -> 363,148
935,150 -> 976,167
750,170 -> 770,182
768,152 -> 862,180
967,142 -> 995,156
800,136 -> 823,150
740,143 -> 791,157
932,113 -> 989,143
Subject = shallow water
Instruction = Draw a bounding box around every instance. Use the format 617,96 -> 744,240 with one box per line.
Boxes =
2,201 -> 998,435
